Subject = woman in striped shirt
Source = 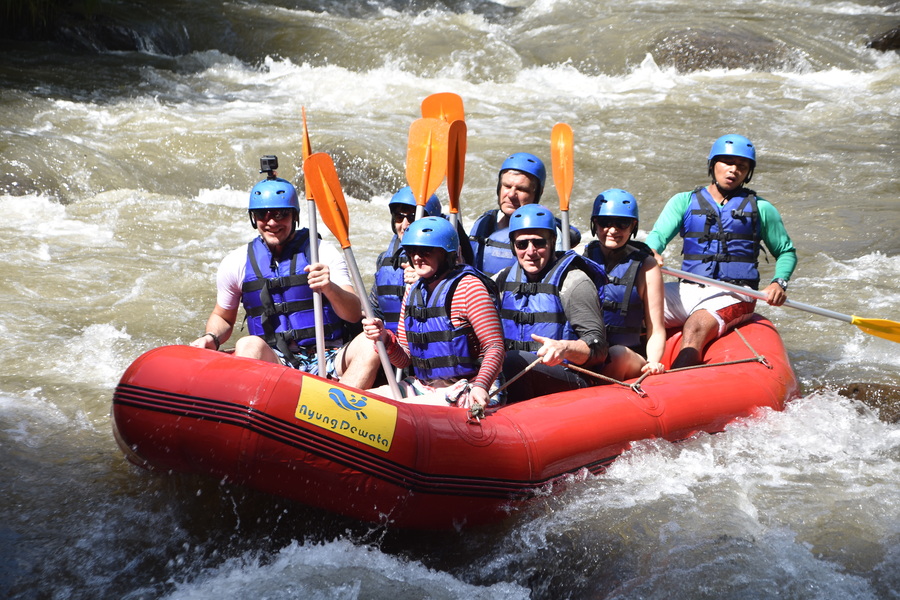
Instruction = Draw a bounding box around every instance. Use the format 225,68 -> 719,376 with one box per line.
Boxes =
362,217 -> 505,409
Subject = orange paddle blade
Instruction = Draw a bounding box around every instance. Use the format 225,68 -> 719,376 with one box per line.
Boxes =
851,316 -> 900,344
301,107 -> 313,200
551,122 -> 574,212
421,92 -> 465,123
406,117 -> 450,206
303,153 -> 350,249
447,120 -> 466,215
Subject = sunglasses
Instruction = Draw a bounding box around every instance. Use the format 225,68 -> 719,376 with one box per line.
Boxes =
405,245 -> 436,257
594,217 -> 635,230
251,208 -> 293,222
513,237 -> 549,251
391,211 -> 417,223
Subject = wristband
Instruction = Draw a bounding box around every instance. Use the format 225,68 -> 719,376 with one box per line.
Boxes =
204,331 -> 221,350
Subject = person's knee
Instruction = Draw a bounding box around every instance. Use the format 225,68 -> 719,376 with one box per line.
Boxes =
234,335 -> 279,363
604,345 -> 645,380
681,311 -> 718,346
234,335 -> 264,356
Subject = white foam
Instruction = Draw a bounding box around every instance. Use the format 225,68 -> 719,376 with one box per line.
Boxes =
162,538 -> 529,600
52,323 -> 134,387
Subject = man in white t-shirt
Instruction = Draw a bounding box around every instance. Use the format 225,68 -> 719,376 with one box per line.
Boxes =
190,172 -> 379,387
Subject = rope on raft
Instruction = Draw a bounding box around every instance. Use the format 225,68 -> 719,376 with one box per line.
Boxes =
566,326 -> 771,397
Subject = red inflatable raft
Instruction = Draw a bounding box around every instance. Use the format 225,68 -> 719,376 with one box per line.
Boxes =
112,314 -> 798,529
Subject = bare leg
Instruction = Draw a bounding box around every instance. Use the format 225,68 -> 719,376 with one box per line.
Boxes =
335,332 -> 382,389
234,335 -> 281,363
671,309 -> 719,369
602,345 -> 647,381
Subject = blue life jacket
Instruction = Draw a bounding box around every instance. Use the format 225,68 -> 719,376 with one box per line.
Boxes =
681,187 -> 761,289
404,265 -> 497,382
372,235 -> 406,334
584,240 -> 648,348
497,251 -> 606,353
241,231 -> 344,366
468,209 -> 514,276
469,208 -> 583,277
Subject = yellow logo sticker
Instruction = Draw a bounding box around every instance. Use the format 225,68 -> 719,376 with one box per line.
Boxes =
295,377 -> 398,452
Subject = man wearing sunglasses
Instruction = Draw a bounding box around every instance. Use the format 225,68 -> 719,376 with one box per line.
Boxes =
645,134 -> 797,368
495,204 -> 613,401
190,169 -> 378,386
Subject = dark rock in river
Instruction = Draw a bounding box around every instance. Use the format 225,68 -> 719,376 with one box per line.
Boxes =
867,25 -> 900,52
297,147 -> 403,203
652,28 -> 802,72
54,12 -> 191,55
838,382 -> 900,423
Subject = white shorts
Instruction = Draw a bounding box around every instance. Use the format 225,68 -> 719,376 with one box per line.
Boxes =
663,281 -> 757,336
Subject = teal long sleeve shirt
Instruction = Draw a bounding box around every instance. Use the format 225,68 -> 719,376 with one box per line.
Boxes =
645,190 -> 798,282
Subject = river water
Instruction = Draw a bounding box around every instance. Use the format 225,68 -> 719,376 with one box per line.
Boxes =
1,0 -> 899,598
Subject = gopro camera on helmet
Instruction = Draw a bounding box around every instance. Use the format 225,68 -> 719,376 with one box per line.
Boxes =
260,155 -> 278,179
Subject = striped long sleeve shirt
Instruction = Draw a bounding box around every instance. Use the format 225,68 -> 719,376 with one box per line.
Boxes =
382,274 -> 505,392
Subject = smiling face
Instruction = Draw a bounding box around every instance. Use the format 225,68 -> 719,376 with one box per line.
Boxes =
252,208 -> 296,250
592,216 -> 637,252
391,207 -> 417,238
497,171 -> 539,216
512,230 -> 554,278
405,245 -> 446,280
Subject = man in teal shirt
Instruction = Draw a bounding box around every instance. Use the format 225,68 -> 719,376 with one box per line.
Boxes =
645,134 -> 797,368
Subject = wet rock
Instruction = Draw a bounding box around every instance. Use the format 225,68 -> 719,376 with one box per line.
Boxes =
298,147 -> 403,203
838,382 -> 900,423
867,25 -> 900,52
652,28 -> 802,72
55,14 -> 191,55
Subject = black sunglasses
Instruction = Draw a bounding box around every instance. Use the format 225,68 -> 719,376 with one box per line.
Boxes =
405,245 -> 436,256
251,208 -> 293,222
513,237 -> 549,251
391,211 -> 417,223
594,217 -> 635,230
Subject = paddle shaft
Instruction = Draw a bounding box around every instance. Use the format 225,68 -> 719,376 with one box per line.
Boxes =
306,200 -> 328,377
343,247 -> 404,400
661,266 -> 854,324
301,107 -> 327,377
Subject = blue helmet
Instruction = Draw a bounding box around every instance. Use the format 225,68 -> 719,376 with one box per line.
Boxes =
508,204 -> 557,241
498,152 -> 546,201
249,177 -> 300,211
388,186 -> 442,232
707,134 -> 756,183
401,216 -> 458,254
591,189 -> 639,237
592,188 -> 638,220
248,177 -> 300,228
